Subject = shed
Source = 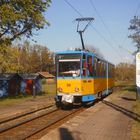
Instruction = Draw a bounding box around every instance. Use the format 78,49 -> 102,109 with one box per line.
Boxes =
19,73 -> 42,94
0,73 -> 21,97
38,72 -> 55,84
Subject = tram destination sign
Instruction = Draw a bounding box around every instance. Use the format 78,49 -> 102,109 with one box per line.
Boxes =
136,52 -> 140,87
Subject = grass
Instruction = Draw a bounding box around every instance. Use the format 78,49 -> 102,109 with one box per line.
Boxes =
117,81 -> 140,140
42,82 -> 56,94
0,82 -> 56,107
113,81 -> 140,139
115,80 -> 135,87
113,81 -> 136,96
0,95 -> 35,106
132,100 -> 140,140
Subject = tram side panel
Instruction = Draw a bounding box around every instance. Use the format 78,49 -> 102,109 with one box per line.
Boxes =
107,63 -> 115,94
93,77 -> 107,94
93,57 -> 109,96
81,78 -> 94,102
81,79 -> 94,95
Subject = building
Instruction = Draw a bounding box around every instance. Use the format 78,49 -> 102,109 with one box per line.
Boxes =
19,73 -> 42,95
0,73 -> 21,97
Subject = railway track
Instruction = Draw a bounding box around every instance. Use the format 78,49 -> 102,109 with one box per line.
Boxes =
0,105 -> 86,140
0,86 -> 123,140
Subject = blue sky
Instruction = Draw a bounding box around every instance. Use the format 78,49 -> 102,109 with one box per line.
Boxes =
33,0 -> 140,64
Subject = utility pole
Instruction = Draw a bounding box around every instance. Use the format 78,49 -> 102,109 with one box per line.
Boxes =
76,17 -> 94,50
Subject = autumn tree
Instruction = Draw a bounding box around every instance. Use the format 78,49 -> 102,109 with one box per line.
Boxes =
0,41 -> 54,73
0,44 -> 22,72
115,63 -> 135,81
129,16 -> 140,52
19,41 -> 31,72
18,42 -> 54,73
0,0 -> 51,45
85,45 -> 104,58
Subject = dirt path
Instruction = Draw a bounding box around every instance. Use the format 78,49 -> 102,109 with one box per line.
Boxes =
40,88 -> 137,140
0,95 -> 55,122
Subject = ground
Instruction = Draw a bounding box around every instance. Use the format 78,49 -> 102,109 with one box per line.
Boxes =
0,82 -> 140,140
40,83 -> 139,140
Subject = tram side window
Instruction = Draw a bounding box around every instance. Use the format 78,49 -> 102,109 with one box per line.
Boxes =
102,62 -> 105,77
87,56 -> 93,76
103,63 -> 106,77
108,64 -> 113,77
97,59 -> 101,77
82,60 -> 86,77
108,64 -> 110,77
94,57 -> 97,76
102,62 -> 104,77
100,62 -> 103,77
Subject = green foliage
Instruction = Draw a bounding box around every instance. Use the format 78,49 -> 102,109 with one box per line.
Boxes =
115,63 -> 135,81
0,0 -> 51,45
0,41 -> 55,73
0,44 -> 22,72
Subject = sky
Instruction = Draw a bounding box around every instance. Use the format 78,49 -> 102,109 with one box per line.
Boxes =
33,0 -> 140,65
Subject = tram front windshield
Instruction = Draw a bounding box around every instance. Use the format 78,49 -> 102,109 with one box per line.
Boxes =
57,54 -> 81,77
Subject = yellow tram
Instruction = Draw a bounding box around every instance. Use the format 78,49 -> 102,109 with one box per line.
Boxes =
55,17 -> 114,107
55,50 -> 114,106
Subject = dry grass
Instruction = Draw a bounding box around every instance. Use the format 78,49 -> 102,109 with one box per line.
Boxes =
42,81 -> 56,94
0,94 -> 47,106
114,81 -> 140,139
131,101 -> 140,140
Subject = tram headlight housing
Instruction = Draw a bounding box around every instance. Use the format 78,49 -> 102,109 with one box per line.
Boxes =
75,87 -> 79,92
58,87 -> 63,92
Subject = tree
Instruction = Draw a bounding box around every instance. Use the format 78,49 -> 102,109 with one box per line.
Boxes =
39,45 -> 54,73
115,63 -> 135,81
0,0 -> 51,45
0,41 -> 54,73
129,16 -> 140,52
0,44 -> 22,72
85,45 -> 104,58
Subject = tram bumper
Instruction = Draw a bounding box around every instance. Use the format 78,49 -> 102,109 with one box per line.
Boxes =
61,94 -> 74,104
55,93 -> 82,105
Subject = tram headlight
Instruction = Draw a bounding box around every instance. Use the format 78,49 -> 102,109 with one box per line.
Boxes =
75,87 -> 79,92
58,87 -> 62,92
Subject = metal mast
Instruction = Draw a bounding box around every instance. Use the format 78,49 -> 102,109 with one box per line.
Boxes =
76,17 -> 94,50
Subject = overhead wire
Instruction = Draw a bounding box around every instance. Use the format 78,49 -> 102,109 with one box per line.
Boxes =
63,0 -> 83,17
63,0 -> 122,60
89,0 -> 116,43
119,2 -> 140,55
88,0 -> 123,58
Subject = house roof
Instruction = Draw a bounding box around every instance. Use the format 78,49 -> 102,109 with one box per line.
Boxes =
0,72 -> 54,80
0,73 -> 18,80
38,72 -> 55,78
18,73 -> 40,80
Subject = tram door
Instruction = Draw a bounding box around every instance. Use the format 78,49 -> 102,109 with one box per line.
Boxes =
81,54 -> 94,94
81,54 -> 93,77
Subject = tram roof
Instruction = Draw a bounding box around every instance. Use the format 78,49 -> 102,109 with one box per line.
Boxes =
56,50 -> 114,66
56,50 -> 85,54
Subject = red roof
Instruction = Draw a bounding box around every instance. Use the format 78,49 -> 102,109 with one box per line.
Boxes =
38,72 -> 55,78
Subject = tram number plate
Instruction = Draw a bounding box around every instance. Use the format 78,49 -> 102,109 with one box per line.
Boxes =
62,94 -> 74,103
